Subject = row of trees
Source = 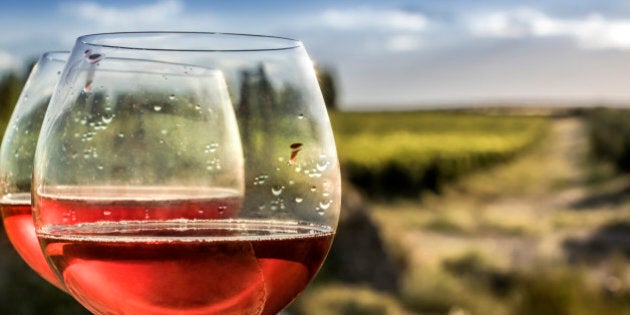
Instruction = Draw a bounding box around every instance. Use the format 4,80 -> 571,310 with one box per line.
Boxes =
0,71 -> 26,138
0,64 -> 339,136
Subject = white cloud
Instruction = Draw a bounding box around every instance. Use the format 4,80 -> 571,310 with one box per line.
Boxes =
386,35 -> 423,52
61,0 -> 184,29
321,8 -> 428,32
0,50 -> 17,72
467,9 -> 542,38
467,8 -> 630,50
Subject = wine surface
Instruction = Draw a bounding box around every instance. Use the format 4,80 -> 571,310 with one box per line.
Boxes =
38,190 -> 334,314
0,193 -> 64,289
35,186 -> 242,225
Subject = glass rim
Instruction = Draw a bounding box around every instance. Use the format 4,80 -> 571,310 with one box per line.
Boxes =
91,56 -> 225,78
77,31 -> 303,52
42,51 -> 70,62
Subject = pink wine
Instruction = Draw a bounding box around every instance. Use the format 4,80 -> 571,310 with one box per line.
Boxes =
0,193 -> 65,289
36,189 -> 333,315
35,186 -> 242,226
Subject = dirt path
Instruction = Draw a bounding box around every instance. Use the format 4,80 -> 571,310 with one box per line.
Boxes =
374,116 -> 630,271
364,115 -> 630,314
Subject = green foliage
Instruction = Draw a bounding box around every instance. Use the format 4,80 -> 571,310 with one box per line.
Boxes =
513,266 -> 630,315
331,110 -> 549,198
586,108 -> 630,172
0,222 -> 88,314
0,72 -> 27,139
316,66 -> 337,110
400,250 -> 630,315
292,284 -> 408,315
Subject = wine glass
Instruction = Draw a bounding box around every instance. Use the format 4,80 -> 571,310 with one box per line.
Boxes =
32,32 -> 340,315
0,51 -> 68,290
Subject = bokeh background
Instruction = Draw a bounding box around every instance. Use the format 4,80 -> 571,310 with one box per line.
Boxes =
5,1 -> 630,314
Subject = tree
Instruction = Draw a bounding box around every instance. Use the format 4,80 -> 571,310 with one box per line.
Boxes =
0,72 -> 26,139
316,66 -> 338,111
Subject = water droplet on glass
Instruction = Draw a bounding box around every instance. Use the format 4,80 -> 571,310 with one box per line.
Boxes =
161,129 -> 168,135
169,94 -> 176,100
117,133 -> 125,138
97,165 -> 103,170
319,200 -> 333,210
271,185 -> 284,196
56,71 -> 61,75
102,113 -> 114,124
154,105 -> 162,112
218,205 -> 227,214
295,197 -> 303,203
82,132 -> 93,142
195,104 -> 201,111
316,155 -> 330,172
103,210 -> 111,216
298,113 -> 304,119
316,207 -> 325,216
259,204 -> 266,210
254,174 -> 269,185
23,94 -> 28,101
205,143 -> 219,153
310,185 -> 317,192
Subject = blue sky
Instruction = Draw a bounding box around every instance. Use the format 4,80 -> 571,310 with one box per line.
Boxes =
3,0 -> 630,109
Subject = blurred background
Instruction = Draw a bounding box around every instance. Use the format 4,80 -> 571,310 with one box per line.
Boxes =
5,0 -> 630,314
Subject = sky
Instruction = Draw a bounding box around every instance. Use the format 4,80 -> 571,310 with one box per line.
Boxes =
3,0 -> 630,110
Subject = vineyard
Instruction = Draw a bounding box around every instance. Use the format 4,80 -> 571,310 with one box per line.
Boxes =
291,108 -> 630,315
331,110 -> 550,197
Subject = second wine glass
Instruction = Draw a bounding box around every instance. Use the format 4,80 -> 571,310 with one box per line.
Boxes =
0,51 -> 68,290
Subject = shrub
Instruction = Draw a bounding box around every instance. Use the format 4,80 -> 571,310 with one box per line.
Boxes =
586,108 -> 630,172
